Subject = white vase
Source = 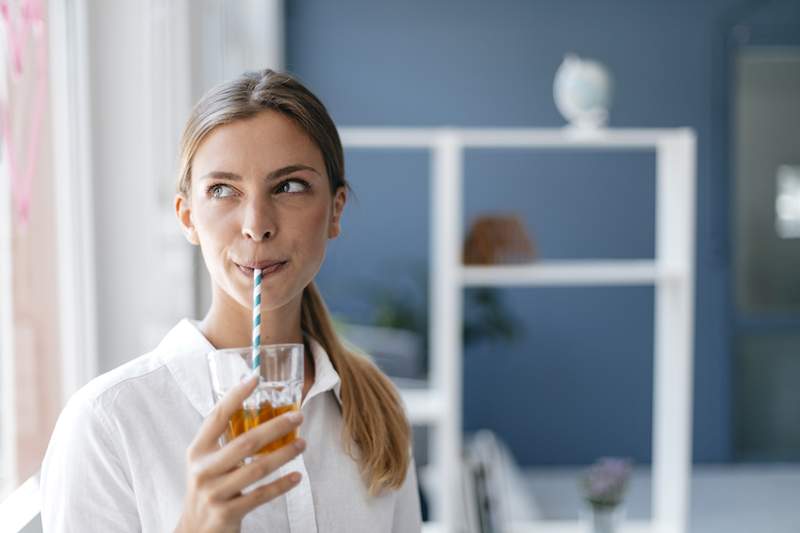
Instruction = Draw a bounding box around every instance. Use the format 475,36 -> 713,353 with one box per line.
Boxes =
580,504 -> 625,533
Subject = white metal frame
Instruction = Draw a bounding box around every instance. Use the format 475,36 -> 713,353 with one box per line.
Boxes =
340,127 -> 696,533
0,473 -> 40,532
49,0 -> 98,403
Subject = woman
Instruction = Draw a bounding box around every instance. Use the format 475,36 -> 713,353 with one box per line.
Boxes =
40,69 -> 422,532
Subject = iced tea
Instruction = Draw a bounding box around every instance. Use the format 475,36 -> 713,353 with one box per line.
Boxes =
208,343 -> 304,459
224,402 -> 300,454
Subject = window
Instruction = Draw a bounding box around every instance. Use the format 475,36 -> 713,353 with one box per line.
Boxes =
0,0 -> 62,498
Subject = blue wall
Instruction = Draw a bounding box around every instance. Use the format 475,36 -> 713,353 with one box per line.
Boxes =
287,0 -> 747,465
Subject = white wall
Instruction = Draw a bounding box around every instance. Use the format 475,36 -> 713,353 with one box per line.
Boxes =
88,0 -> 195,371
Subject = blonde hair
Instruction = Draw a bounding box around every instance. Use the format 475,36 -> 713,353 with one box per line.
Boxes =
177,69 -> 411,496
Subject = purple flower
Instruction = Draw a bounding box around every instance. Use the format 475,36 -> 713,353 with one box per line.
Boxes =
580,457 -> 633,509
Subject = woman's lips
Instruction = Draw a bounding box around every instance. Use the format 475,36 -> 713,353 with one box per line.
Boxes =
235,261 -> 287,278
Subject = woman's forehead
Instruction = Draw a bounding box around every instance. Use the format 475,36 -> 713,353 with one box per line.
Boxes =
193,111 -> 325,176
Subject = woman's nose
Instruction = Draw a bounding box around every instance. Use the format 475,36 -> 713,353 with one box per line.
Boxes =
241,198 -> 276,241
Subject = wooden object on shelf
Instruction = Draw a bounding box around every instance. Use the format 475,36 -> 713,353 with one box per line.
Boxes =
463,214 -> 535,265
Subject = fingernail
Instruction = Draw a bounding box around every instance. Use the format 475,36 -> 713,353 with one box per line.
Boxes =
287,412 -> 303,423
289,472 -> 301,483
293,439 -> 306,452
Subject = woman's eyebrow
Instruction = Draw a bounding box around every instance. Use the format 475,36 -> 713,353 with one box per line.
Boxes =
198,165 -> 320,182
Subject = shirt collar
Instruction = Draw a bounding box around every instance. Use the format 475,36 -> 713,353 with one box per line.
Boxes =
161,318 -> 342,418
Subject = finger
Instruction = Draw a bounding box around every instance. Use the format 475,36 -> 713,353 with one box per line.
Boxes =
193,374 -> 259,452
226,471 -> 303,516
211,438 -> 306,500
201,411 -> 303,477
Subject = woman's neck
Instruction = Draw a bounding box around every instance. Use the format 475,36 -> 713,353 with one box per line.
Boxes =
198,290 -> 316,399
198,289 -> 305,349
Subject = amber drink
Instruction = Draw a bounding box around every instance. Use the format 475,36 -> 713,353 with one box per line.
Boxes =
208,343 -> 304,457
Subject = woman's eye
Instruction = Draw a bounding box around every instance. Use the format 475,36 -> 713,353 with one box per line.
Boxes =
208,184 -> 235,199
276,179 -> 310,194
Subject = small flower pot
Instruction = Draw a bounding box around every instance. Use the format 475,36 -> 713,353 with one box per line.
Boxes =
580,504 -> 625,533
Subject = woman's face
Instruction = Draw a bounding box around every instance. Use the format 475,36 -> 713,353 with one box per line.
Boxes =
176,110 -> 346,313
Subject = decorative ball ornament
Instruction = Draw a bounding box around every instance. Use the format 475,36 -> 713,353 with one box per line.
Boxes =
553,53 -> 613,129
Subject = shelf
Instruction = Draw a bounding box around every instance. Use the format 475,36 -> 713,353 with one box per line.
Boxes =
457,127 -> 693,149
341,127 -> 696,533
423,520 -> 670,533
461,260 -> 684,287
506,521 -> 669,533
339,127 -> 694,150
400,388 -> 445,425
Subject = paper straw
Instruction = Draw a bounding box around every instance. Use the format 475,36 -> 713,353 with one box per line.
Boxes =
252,268 -> 263,370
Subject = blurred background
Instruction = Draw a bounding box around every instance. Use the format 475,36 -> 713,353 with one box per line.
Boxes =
1,0 -> 799,532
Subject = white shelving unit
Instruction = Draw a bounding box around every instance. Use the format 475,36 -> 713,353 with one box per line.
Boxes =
340,127 -> 696,533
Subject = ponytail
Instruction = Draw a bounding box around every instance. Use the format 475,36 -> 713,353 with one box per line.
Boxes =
301,282 -> 411,496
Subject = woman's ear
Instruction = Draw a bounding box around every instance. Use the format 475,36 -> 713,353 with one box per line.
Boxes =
175,193 -> 199,245
328,186 -> 347,239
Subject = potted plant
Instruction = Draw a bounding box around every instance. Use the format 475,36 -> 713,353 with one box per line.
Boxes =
364,261 -> 523,360
333,258 -> 523,379
579,457 -> 633,533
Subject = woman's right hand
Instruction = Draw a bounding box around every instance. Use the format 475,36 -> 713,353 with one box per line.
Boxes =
175,375 -> 306,533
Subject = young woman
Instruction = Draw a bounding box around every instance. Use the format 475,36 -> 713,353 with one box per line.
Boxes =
40,69 -> 422,532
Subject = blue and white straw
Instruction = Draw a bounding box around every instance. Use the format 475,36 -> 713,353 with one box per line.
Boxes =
252,268 -> 263,370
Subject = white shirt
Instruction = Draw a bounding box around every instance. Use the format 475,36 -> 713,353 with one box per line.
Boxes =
40,318 -> 422,532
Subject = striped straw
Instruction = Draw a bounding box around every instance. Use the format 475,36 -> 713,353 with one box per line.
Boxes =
252,268 -> 263,371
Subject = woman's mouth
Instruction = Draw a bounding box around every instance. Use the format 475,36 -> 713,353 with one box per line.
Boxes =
235,261 -> 287,278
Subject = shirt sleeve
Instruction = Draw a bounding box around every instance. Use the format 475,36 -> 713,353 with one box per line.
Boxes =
40,391 -> 141,532
392,454 -> 423,533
